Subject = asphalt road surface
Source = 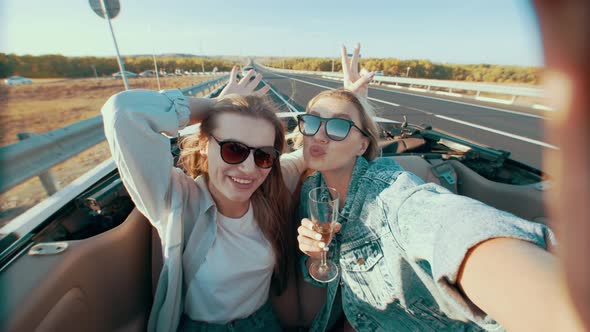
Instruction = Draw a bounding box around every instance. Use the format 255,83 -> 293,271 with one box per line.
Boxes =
258,67 -> 554,170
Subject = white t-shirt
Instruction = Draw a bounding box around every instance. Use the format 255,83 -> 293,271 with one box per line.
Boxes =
183,204 -> 275,323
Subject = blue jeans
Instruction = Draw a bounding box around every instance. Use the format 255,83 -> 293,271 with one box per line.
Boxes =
177,300 -> 283,332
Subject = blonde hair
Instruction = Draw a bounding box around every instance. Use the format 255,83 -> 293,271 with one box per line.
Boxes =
178,94 -> 294,293
292,89 -> 380,161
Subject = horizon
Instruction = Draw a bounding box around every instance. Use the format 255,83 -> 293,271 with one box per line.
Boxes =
1,53 -> 544,69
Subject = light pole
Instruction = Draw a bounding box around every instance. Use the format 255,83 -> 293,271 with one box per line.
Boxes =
89,0 -> 130,90
147,25 -> 161,90
153,54 -> 161,90
406,66 -> 411,77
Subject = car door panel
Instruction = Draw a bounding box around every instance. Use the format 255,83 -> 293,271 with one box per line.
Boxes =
0,208 -> 151,332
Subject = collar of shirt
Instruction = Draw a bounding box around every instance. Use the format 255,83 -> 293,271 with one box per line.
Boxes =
194,175 -> 216,216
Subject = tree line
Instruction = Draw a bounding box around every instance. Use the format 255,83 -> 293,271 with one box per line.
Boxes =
262,57 -> 542,84
0,53 -> 237,78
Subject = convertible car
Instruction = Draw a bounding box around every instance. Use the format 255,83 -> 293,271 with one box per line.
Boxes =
0,84 -> 548,332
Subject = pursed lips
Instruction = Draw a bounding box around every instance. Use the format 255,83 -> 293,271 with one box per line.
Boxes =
309,145 -> 327,157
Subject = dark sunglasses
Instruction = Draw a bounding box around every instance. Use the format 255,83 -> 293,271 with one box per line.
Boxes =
297,114 -> 369,141
210,135 -> 280,169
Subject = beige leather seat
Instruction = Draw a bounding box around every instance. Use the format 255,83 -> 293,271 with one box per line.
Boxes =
390,155 -> 443,185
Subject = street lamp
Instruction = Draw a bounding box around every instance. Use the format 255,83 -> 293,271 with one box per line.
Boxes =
147,25 -> 162,90
91,65 -> 98,80
406,66 -> 411,77
89,0 -> 130,90
153,54 -> 161,90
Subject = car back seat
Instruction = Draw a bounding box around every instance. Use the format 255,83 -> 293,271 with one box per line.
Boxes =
390,155 -> 458,193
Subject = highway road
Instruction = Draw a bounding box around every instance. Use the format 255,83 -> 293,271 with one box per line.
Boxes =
258,68 -> 555,170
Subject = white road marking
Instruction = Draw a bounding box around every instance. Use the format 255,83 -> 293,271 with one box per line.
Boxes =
271,72 -> 401,107
435,115 -> 559,150
266,71 -> 559,150
290,72 -> 547,120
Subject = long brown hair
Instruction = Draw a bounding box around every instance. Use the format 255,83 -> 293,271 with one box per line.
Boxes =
298,89 -> 380,161
178,94 -> 294,293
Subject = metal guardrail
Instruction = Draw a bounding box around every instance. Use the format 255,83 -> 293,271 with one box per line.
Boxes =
258,64 -> 545,99
0,117 -> 106,194
0,75 -> 228,195
180,75 -> 228,95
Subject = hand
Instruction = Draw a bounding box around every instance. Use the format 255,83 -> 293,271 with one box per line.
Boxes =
218,66 -> 270,97
534,0 -> 590,329
342,43 -> 375,98
297,218 -> 342,260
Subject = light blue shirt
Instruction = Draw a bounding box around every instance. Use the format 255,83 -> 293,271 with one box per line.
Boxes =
299,156 -> 555,332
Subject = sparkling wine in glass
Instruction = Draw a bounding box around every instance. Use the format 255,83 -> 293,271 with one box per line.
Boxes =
308,186 -> 340,283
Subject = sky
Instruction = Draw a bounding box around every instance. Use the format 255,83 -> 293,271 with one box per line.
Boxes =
0,0 -> 544,66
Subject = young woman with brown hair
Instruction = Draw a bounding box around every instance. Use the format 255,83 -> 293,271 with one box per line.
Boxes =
101,68 -> 305,332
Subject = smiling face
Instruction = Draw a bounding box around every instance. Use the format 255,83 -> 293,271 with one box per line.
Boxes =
203,112 -> 275,217
303,97 -> 369,175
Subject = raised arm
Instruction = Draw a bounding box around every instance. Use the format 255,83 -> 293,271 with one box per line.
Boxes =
101,89 -> 194,230
101,70 -> 269,230
341,43 -> 374,98
382,172 -> 575,330
458,238 -> 584,331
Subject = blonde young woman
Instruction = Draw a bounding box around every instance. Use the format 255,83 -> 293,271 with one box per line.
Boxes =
102,69 -> 305,332
295,45 -> 581,331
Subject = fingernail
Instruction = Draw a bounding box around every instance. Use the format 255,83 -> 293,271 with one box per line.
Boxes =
315,233 -> 322,240
318,242 -> 325,248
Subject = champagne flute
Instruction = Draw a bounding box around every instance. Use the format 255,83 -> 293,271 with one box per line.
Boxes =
308,186 -> 340,283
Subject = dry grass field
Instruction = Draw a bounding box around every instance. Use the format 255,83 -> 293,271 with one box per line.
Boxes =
0,75 -> 221,227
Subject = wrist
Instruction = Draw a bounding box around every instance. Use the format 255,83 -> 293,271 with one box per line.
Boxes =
187,96 -> 217,125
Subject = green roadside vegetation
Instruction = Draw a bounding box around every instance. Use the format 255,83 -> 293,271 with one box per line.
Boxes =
0,53 -> 236,78
262,57 -> 541,84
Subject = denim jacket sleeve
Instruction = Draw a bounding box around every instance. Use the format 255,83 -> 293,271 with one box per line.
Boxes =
381,171 -> 556,323
101,88 -> 194,234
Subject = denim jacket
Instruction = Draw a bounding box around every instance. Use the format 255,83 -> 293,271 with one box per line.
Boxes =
299,156 -> 555,332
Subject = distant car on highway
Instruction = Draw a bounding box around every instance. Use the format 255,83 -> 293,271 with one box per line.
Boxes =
4,76 -> 33,85
139,70 -> 156,77
112,71 -> 138,79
